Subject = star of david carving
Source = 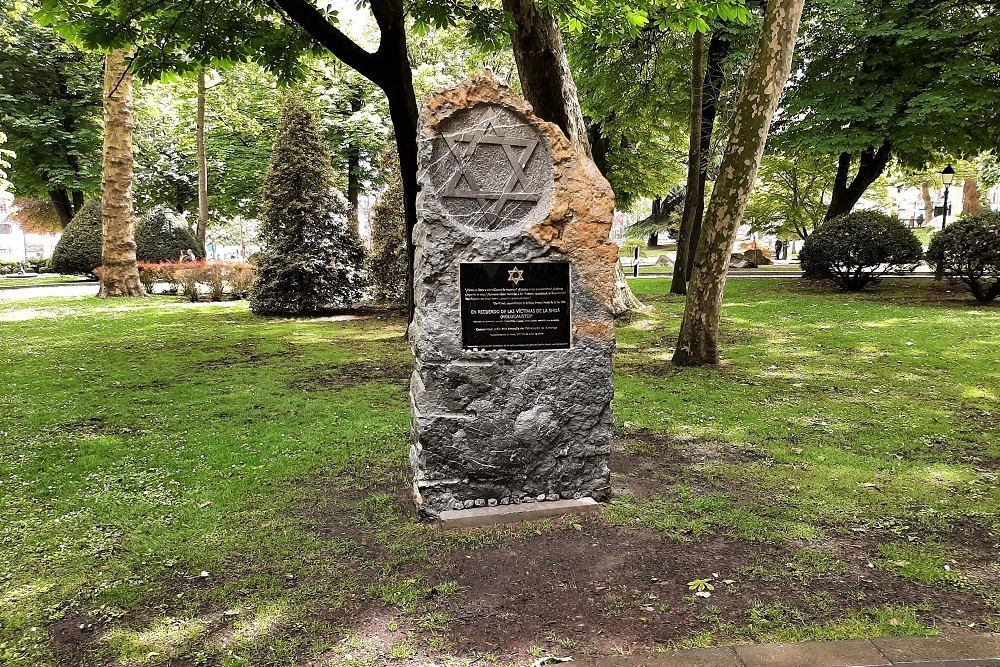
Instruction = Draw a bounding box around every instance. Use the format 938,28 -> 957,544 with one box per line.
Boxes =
441,118 -> 542,229
507,265 -> 524,285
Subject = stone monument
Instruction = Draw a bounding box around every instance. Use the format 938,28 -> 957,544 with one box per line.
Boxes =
409,73 -> 617,522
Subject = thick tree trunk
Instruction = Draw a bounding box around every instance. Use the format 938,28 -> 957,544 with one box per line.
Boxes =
962,178 -> 983,215
196,70 -> 208,251
98,49 -> 145,298
502,0 -> 591,158
689,31 -> 731,281
672,31 -> 705,296
503,0 -> 644,316
920,180 -> 934,224
673,0 -> 804,366
824,140 -> 892,220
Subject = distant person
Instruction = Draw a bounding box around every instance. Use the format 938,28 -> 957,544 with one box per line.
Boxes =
179,249 -> 196,262
775,239 -> 784,260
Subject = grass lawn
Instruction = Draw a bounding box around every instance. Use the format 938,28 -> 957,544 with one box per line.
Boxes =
1,279 -> 998,666
0,275 -> 94,288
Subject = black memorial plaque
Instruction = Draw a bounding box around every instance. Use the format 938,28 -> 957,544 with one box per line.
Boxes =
459,262 -> 571,351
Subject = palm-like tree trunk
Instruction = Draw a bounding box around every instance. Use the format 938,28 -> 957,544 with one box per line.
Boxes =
673,0 -> 804,366
98,49 -> 145,298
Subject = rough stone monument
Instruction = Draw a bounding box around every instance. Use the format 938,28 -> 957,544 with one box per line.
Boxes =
409,73 -> 617,522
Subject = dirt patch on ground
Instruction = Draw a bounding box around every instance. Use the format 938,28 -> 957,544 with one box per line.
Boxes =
287,359 -> 411,392
435,521 -> 994,660
611,429 -> 772,498
48,614 -> 103,665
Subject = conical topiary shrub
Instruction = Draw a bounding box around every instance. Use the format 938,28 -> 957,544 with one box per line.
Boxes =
249,95 -> 365,315
51,200 -> 102,275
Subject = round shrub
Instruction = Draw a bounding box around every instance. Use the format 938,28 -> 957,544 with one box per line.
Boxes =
926,212 -> 1000,302
135,206 -> 204,262
799,211 -> 922,291
50,200 -> 102,275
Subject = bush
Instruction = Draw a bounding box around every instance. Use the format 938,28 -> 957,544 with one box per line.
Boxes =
50,200 -> 102,275
137,261 -> 257,301
136,206 -> 204,262
367,152 -> 407,305
799,211 -> 922,291
926,212 -> 1000,302
52,202 -> 204,275
250,96 -> 365,315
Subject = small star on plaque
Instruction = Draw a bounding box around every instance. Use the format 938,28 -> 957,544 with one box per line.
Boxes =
441,117 -> 541,229
507,266 -> 525,286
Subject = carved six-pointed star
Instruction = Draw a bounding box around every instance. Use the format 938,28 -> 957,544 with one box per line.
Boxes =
441,116 -> 541,228
507,265 -> 525,285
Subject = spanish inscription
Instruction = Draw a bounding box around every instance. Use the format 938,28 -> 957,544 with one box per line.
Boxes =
460,262 -> 571,350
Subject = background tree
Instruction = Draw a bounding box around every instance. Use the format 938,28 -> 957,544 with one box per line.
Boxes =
367,150 -> 407,305
671,31 -> 704,295
249,96 -> 364,315
673,0 -> 805,366
743,151 -> 834,241
0,3 -> 102,226
50,199 -> 101,274
777,0 -> 1000,221
98,48 -> 144,297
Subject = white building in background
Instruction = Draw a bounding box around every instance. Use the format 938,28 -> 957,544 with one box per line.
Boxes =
0,200 -> 62,263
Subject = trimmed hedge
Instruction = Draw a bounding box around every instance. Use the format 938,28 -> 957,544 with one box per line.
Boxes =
926,212 -> 1000,302
799,211 -> 922,291
135,206 -> 204,263
51,203 -> 204,275
50,201 -> 102,275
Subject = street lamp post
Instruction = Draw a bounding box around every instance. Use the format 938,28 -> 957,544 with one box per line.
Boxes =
940,164 -> 955,229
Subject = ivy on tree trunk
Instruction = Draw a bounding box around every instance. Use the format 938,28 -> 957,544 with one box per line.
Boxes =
673,0 -> 805,366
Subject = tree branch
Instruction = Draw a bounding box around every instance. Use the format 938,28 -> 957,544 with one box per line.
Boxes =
268,0 -> 379,81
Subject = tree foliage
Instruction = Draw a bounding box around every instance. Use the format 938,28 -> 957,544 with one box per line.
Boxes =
799,211 -> 923,291
0,3 -> 102,221
743,152 -> 834,240
249,96 -> 365,315
926,212 -> 1000,303
778,0 -> 1000,168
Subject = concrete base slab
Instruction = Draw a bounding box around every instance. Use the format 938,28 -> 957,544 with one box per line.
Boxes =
736,639 -> 889,667
438,497 -> 601,529
873,635 -> 1000,663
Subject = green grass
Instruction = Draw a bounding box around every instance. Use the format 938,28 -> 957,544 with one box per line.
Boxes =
1,279 -> 998,665
0,274 -> 93,288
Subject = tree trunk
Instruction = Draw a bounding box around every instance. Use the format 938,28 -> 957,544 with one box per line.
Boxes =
962,178 -> 983,215
824,140 -> 892,220
503,0 -> 644,316
48,188 -> 74,227
920,181 -> 934,225
98,49 -> 145,298
502,0 -> 591,158
196,70 -> 208,251
673,0 -> 804,366
346,92 -> 363,235
689,31 -> 731,281
672,31 -> 705,296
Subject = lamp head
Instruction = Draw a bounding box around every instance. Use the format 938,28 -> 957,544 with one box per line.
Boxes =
941,164 -> 956,186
